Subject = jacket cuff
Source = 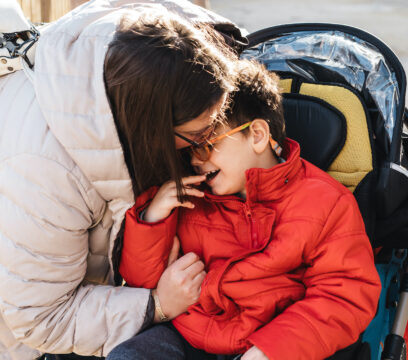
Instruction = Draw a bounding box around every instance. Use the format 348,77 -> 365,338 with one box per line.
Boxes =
140,290 -> 155,331
120,204 -> 178,289
137,205 -> 176,225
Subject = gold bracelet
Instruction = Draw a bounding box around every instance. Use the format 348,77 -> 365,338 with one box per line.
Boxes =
153,291 -> 168,322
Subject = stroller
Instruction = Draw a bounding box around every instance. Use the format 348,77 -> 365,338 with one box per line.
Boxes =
241,23 -> 408,360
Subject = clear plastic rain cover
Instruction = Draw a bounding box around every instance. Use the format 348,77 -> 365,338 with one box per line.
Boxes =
242,30 -> 400,142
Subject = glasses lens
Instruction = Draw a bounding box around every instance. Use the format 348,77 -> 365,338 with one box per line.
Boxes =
191,143 -> 213,161
195,124 -> 216,144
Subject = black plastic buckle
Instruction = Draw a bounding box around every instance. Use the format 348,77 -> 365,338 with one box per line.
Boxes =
0,25 -> 40,68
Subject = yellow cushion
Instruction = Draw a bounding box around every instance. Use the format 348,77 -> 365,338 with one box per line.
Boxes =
300,83 -> 373,192
279,79 -> 292,94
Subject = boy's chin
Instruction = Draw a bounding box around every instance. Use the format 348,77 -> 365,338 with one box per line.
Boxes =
211,186 -> 240,197
211,189 -> 223,196
209,185 -> 224,196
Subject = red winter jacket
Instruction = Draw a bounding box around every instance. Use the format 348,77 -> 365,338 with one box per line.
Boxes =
120,139 -> 381,359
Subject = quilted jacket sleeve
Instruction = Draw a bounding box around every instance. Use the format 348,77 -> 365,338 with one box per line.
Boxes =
119,188 -> 178,288
0,155 -> 151,357
247,193 -> 381,360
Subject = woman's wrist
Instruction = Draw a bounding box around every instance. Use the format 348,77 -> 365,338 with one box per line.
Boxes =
152,289 -> 169,323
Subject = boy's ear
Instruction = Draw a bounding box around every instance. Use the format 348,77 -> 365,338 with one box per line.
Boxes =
249,119 -> 270,154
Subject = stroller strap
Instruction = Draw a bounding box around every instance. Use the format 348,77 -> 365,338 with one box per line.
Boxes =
0,0 -> 39,78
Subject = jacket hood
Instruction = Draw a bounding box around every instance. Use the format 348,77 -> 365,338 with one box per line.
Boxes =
33,0 -> 236,205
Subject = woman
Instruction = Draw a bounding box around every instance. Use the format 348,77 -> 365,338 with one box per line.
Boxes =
0,0 -> 242,359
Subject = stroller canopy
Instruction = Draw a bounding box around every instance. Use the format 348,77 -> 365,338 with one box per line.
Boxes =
243,24 -> 407,153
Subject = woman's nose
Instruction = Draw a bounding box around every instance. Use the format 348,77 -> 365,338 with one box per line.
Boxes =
191,153 -> 204,166
175,136 -> 190,150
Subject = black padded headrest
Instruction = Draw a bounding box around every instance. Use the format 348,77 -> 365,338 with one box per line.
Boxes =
283,93 -> 347,170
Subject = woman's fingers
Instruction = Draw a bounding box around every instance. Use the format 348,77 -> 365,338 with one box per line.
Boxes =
184,259 -> 205,279
189,270 -> 206,303
156,252 -> 205,319
171,252 -> 201,272
167,236 -> 180,267
192,270 -> 206,290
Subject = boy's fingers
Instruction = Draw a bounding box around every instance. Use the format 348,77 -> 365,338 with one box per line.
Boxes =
178,202 -> 195,209
183,188 -> 205,198
162,179 -> 175,187
162,182 -> 177,192
167,236 -> 180,267
181,175 -> 206,186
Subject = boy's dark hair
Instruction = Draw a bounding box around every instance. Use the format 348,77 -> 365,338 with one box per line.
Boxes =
226,60 -> 286,149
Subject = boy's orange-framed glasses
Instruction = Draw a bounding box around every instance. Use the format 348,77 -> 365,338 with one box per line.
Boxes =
175,121 -> 283,162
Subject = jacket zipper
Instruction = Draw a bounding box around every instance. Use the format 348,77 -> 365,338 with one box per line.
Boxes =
206,194 -> 260,249
244,204 -> 258,248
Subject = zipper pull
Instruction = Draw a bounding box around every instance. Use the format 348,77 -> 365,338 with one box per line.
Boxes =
244,204 -> 258,248
245,205 -> 252,219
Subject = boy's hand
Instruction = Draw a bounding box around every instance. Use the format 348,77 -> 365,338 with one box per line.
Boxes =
242,346 -> 269,360
144,175 -> 206,223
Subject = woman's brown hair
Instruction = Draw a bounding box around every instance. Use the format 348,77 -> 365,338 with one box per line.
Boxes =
105,13 -> 235,200
104,13 -> 236,282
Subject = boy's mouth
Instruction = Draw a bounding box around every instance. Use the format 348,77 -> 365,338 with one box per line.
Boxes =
204,169 -> 220,182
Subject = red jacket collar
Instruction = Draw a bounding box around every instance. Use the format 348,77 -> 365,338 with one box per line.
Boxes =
245,138 -> 303,202
204,138 -> 303,203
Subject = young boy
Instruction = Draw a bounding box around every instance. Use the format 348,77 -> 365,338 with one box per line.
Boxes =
116,60 -> 381,360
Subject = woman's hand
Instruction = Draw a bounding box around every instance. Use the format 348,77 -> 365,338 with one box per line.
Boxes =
242,346 -> 269,360
144,175 -> 206,223
154,236 -> 206,322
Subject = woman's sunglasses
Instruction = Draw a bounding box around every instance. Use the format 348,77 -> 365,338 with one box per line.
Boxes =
175,121 -> 283,162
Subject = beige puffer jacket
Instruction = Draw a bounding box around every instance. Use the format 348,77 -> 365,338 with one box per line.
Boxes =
0,1 -> 236,359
